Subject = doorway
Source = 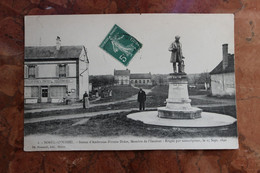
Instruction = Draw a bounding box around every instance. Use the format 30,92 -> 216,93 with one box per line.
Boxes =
41,87 -> 48,103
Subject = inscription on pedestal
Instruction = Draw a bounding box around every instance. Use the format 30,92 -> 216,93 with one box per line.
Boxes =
158,73 -> 202,119
171,84 -> 184,87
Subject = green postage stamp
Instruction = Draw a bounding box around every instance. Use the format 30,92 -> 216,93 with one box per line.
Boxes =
100,24 -> 142,66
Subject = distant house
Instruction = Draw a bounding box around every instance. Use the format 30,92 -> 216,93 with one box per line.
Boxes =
114,69 -> 152,86
114,69 -> 130,85
24,36 -> 89,103
209,44 -> 235,96
130,73 -> 152,85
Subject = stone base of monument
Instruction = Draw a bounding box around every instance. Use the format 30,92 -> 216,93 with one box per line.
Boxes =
127,111 -> 237,127
157,107 -> 202,119
157,73 -> 202,119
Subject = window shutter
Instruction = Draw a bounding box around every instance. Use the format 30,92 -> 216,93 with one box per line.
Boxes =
66,65 -> 69,77
56,65 -> 59,77
35,66 -> 39,78
24,65 -> 28,78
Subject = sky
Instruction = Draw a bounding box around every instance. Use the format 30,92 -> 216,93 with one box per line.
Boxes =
25,14 -> 234,75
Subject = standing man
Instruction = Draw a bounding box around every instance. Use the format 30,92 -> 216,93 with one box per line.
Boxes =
168,35 -> 184,73
137,88 -> 146,111
83,91 -> 89,109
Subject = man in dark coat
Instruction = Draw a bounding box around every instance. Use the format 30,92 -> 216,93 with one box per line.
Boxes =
168,35 -> 184,73
137,88 -> 146,111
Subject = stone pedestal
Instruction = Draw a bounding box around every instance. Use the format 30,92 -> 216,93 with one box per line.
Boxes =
157,73 -> 202,119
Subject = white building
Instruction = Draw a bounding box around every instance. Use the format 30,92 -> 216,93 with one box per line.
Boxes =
24,37 -> 89,103
114,69 -> 152,86
114,69 -> 130,85
130,73 -> 152,85
210,44 -> 235,96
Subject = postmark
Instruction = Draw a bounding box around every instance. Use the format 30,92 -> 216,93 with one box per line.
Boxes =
100,24 -> 142,66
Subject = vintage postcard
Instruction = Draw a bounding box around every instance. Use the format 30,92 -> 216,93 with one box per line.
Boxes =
24,14 -> 238,151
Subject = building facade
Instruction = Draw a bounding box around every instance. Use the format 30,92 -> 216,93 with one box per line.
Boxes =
130,73 -> 152,85
210,44 -> 235,96
114,69 -> 152,86
24,37 -> 89,103
114,69 -> 130,85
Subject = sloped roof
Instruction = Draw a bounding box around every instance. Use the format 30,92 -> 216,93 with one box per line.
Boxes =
25,46 -> 84,60
210,54 -> 235,75
130,73 -> 151,79
114,70 -> 130,76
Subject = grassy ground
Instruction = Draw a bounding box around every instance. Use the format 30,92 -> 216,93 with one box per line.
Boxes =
190,98 -> 217,105
24,106 -> 237,138
146,86 -> 218,106
24,102 -> 67,110
24,86 -> 166,119
133,85 -> 154,89
146,85 -> 168,107
24,100 -> 136,119
93,85 -> 139,103
201,105 -> 236,118
188,89 -> 210,96
24,85 -> 139,110
24,86 -> 230,119
24,85 -> 237,138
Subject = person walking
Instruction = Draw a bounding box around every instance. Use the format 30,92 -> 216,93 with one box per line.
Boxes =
137,88 -> 146,111
83,91 -> 89,109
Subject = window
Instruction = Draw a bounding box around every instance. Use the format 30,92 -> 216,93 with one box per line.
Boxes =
50,86 -> 66,98
59,64 -> 66,77
31,87 -> 39,97
135,80 -> 138,83
139,80 -> 141,83
24,87 -> 30,98
24,86 -> 39,98
147,80 -> 150,83
28,66 -> 36,78
143,80 -> 145,83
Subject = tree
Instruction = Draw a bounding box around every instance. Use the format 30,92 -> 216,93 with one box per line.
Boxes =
90,75 -> 114,88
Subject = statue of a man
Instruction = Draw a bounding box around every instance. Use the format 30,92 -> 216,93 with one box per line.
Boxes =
168,35 -> 184,73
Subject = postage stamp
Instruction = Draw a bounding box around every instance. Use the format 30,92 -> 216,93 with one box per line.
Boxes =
100,24 -> 142,66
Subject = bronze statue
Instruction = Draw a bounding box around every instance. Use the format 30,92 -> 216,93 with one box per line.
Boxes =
169,35 -> 185,73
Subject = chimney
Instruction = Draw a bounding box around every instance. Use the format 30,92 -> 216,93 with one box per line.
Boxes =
222,44 -> 228,70
56,36 -> 61,50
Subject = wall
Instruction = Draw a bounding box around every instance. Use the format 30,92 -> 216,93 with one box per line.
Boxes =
131,79 -> 152,85
211,72 -> 235,96
25,60 -> 77,78
114,75 -> 130,85
38,64 -> 56,78
78,48 -> 89,99
24,60 -> 78,102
